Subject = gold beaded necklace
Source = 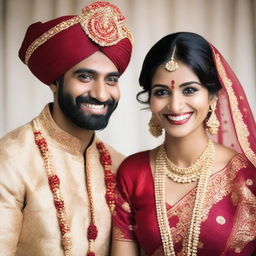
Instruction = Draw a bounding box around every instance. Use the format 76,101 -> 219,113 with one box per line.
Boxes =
164,139 -> 213,183
154,140 -> 215,256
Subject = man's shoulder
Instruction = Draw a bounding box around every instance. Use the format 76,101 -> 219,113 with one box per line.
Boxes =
1,122 -> 32,142
0,122 -> 34,159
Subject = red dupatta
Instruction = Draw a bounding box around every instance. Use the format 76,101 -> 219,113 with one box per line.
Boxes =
210,45 -> 256,167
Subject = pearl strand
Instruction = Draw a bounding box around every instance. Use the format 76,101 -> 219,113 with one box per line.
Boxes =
154,140 -> 215,256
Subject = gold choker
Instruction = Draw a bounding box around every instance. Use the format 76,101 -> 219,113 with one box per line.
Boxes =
162,140 -> 214,183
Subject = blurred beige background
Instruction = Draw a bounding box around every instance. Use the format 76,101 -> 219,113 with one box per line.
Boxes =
0,0 -> 255,156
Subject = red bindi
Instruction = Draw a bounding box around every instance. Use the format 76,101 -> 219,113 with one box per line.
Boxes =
170,80 -> 175,89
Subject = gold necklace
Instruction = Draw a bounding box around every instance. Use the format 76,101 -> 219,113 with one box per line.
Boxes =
164,140 -> 213,183
154,140 -> 215,256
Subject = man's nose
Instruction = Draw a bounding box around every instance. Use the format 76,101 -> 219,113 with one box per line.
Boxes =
89,80 -> 110,102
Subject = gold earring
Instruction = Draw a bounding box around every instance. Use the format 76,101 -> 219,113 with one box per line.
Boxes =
206,101 -> 219,135
148,114 -> 162,137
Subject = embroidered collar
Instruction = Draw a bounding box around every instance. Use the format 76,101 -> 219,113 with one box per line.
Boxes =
36,104 -> 94,155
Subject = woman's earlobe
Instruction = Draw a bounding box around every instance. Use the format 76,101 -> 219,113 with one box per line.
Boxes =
209,94 -> 218,105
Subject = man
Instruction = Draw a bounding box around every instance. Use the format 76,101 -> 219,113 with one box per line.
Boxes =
0,2 -> 132,255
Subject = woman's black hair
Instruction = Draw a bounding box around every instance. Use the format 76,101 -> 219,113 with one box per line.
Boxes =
137,32 -> 222,104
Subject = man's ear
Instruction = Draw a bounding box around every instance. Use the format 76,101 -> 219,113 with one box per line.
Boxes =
49,82 -> 58,93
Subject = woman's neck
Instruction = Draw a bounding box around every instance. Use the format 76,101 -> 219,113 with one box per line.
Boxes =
164,129 -> 210,167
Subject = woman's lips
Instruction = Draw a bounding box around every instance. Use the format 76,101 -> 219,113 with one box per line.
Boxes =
165,112 -> 193,125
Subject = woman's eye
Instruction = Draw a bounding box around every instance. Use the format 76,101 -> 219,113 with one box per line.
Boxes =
183,87 -> 198,95
152,89 -> 170,97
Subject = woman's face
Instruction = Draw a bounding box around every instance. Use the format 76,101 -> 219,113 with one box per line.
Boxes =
150,62 -> 214,139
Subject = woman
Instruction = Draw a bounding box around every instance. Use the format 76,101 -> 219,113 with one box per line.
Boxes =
111,32 -> 256,256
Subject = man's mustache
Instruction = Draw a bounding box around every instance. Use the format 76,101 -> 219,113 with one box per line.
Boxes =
76,95 -> 116,107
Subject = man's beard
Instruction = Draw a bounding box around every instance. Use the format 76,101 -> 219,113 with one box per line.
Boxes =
58,83 -> 118,131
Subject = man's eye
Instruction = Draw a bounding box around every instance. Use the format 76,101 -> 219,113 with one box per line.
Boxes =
152,89 -> 170,97
78,74 -> 92,81
183,87 -> 198,95
106,76 -> 119,84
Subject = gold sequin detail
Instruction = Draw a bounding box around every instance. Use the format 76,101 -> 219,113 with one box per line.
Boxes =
231,191 -> 240,206
122,202 -> 131,213
216,216 -> 226,225
235,247 -> 242,253
214,51 -> 256,167
197,241 -> 204,249
129,225 -> 134,231
246,179 -> 253,186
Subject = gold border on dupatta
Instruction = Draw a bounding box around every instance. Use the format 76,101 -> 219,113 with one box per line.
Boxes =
213,51 -> 256,167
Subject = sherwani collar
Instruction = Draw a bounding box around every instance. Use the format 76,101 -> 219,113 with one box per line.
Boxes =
34,104 -> 96,155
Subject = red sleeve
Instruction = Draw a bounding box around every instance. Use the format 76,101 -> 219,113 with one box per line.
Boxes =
112,151 -> 150,242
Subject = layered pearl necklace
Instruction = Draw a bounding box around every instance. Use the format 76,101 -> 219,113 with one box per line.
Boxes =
154,139 -> 215,256
32,119 -> 116,256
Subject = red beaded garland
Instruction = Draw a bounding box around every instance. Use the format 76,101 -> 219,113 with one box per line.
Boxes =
96,142 -> 117,214
87,253 -> 96,256
87,224 -> 98,240
33,123 -> 116,256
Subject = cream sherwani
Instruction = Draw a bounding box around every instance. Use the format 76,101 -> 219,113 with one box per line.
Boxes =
0,104 -> 124,256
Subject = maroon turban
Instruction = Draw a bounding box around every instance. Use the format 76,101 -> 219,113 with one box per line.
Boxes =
18,1 -> 133,85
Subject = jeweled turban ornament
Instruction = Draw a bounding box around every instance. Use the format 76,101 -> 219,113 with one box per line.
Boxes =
165,45 -> 179,72
80,1 -> 133,47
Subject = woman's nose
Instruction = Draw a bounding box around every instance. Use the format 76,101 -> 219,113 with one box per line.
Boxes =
167,94 -> 184,113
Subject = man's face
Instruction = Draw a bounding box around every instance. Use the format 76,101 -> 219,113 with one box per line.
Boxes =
57,51 -> 120,130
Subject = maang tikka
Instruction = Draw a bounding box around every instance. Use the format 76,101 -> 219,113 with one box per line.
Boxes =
165,45 -> 179,72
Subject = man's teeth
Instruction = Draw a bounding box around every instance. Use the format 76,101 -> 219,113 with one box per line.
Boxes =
167,113 -> 191,121
85,103 -> 105,110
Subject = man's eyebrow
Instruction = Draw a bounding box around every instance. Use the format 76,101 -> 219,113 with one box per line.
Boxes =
73,68 -> 97,75
73,69 -> 120,77
107,72 -> 121,77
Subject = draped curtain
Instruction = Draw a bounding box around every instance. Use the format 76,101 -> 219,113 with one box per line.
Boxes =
0,0 -> 255,156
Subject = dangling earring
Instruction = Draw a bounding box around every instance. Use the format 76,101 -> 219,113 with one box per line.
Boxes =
148,114 -> 162,137
206,101 -> 220,135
